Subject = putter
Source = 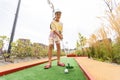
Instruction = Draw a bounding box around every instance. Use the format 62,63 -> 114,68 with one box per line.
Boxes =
62,41 -> 74,70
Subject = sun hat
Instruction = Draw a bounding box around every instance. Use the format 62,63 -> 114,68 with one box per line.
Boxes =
54,9 -> 62,14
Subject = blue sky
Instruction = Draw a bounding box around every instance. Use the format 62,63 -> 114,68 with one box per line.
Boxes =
0,0 -> 119,49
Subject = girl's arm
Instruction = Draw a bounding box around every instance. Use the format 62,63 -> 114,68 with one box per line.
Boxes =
53,30 -> 63,40
50,21 -> 63,40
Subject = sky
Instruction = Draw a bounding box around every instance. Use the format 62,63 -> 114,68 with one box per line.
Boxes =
0,0 -> 118,49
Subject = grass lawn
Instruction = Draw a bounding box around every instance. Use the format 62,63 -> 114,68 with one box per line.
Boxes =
0,57 -> 87,80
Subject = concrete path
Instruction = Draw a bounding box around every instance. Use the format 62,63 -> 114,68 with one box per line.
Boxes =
75,57 -> 120,80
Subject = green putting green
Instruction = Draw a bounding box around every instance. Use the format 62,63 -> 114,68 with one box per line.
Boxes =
0,58 -> 87,80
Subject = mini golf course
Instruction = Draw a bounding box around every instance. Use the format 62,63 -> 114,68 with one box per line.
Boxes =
0,58 -> 87,80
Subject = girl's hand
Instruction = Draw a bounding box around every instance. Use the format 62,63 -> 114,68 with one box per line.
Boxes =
59,34 -> 63,40
54,30 -> 63,40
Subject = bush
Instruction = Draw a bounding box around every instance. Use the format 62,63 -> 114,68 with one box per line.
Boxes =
11,39 -> 32,58
75,50 -> 81,56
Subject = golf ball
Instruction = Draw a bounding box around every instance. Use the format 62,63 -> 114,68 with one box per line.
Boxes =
64,68 -> 68,73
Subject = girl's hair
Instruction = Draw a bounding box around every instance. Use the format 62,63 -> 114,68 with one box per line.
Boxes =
50,17 -> 55,29
53,17 -> 55,20
50,24 -> 52,29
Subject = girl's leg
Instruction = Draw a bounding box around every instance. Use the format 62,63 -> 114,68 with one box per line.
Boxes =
44,44 -> 53,69
48,44 -> 53,65
56,42 -> 65,67
56,43 -> 60,63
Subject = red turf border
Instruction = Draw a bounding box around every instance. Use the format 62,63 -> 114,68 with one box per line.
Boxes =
0,58 -> 56,76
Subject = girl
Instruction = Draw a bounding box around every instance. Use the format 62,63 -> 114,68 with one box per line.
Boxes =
44,9 -> 65,69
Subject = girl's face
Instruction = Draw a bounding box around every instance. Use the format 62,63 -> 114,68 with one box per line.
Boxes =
55,12 -> 61,21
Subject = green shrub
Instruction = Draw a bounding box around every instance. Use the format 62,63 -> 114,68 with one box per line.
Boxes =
75,50 -> 81,56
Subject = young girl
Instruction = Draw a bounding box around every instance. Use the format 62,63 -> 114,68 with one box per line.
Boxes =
44,9 -> 65,69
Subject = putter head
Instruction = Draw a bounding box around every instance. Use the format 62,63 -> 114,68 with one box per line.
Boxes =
66,66 -> 74,69
66,63 -> 74,69
70,66 -> 74,69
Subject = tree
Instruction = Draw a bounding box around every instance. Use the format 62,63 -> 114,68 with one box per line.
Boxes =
76,33 -> 86,55
0,36 -> 9,52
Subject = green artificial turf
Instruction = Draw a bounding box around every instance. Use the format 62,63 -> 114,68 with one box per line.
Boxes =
0,58 -> 87,80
